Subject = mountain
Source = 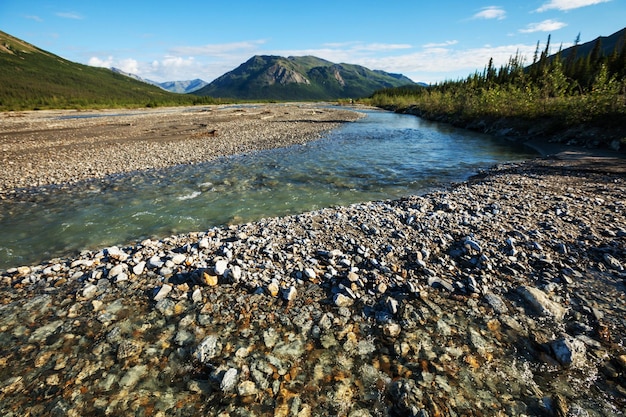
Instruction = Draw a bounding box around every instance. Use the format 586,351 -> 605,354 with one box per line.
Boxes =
194,55 -> 415,100
111,68 -> 208,94
558,27 -> 626,60
158,79 -> 208,94
0,30 -> 199,110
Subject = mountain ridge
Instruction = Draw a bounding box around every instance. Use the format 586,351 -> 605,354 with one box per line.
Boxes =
194,55 -> 416,100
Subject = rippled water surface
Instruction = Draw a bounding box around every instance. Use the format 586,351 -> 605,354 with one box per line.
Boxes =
0,109 -> 535,269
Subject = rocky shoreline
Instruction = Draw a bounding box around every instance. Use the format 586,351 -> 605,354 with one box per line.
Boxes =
0,104 -> 363,195
1,105 -> 625,415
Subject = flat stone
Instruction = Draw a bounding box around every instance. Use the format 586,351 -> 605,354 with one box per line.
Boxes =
518,285 -> 566,320
153,284 -> 172,301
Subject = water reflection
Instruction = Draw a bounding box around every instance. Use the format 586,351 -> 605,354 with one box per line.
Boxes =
0,109 -> 536,269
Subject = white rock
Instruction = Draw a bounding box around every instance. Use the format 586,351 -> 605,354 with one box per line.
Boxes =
304,268 -> 317,280
108,264 -> 126,278
82,284 -> 98,299
192,288 -> 203,303
132,261 -> 146,275
198,237 -> 210,249
226,265 -> 242,281
195,335 -> 222,364
171,253 -> 187,265
214,259 -> 228,276
221,368 -> 238,392
153,284 -> 172,301
106,246 -> 129,262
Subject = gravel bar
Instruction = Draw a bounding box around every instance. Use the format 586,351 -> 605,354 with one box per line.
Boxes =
0,103 -> 363,195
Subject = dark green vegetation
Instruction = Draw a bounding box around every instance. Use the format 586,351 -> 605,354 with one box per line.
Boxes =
194,55 -> 415,100
0,31 -> 219,111
369,27 -> 626,149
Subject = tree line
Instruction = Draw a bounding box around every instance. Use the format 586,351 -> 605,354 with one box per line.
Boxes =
368,33 -> 626,145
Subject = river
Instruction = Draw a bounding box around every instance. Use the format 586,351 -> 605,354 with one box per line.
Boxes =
0,109 -> 535,269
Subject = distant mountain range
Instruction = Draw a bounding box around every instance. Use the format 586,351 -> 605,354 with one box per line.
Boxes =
194,55 -> 416,100
110,68 -> 208,93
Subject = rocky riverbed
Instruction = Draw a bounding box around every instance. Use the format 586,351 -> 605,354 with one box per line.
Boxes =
1,105 -> 625,416
0,104 -> 362,194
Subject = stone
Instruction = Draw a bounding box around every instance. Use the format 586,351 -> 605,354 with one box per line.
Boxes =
518,285 -> 566,320
237,380 -> 258,396
333,293 -> 354,307
108,264 -> 126,278
282,286 -> 297,302
203,271 -> 219,286
428,277 -> 454,292
221,368 -> 238,392
192,288 -> 203,303
483,292 -> 508,314
214,259 -> 228,276
304,268 -> 317,280
551,336 -> 587,368
603,253 -> 623,271
82,284 -> 98,299
153,284 -> 172,301
171,253 -> 187,265
383,322 -> 401,338
106,246 -> 129,262
195,335 -> 222,364
132,261 -> 146,275
227,265 -> 242,281
267,281 -> 280,297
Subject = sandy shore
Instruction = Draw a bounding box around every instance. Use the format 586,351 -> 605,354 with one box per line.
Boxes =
0,103 -> 363,195
0,104 -> 625,415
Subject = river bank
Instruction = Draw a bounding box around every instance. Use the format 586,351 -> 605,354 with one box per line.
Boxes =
1,104 -> 625,415
0,103 -> 363,195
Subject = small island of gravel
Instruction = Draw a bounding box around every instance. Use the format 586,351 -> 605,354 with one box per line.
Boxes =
0,104 -> 625,416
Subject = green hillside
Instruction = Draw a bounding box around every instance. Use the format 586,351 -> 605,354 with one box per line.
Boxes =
194,55 -> 415,100
0,31 -> 212,110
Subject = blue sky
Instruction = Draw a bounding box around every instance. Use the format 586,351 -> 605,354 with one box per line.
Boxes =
1,0 -> 624,84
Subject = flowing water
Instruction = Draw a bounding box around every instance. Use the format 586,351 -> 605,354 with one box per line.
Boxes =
0,109 -> 535,269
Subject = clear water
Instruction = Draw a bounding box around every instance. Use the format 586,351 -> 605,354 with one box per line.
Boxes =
0,109 -> 536,269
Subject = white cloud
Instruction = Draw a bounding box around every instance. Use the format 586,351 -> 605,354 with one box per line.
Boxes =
423,40 -> 459,48
472,6 -> 506,20
56,11 -> 83,20
536,0 -> 611,12
88,56 -> 114,68
519,19 -> 567,33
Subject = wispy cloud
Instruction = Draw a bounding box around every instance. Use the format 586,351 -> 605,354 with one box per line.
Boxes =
56,11 -> 83,20
423,40 -> 459,48
472,6 -> 506,20
169,40 -> 267,56
519,19 -> 567,33
24,15 -> 43,22
536,0 -> 611,12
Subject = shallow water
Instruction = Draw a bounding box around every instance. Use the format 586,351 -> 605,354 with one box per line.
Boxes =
0,109 -> 535,269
